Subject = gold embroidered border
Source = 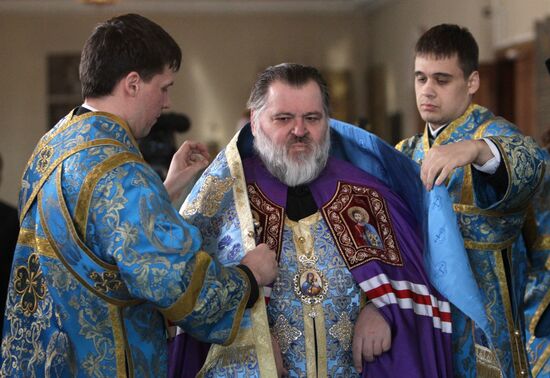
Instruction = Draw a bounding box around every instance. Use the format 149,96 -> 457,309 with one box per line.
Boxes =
108,304 -> 128,378
75,151 -> 144,243
532,343 -> 550,377
20,138 -> 126,223
17,228 -> 56,259
486,136 -> 514,203
225,130 -> 277,377
21,108 -> 139,220
291,216 -> 328,378
422,126 -> 430,153
247,183 -> 285,258
38,189 -> 139,307
222,267 -> 251,346
462,111 -> 495,208
55,165 -> 119,271
25,110 -> 137,175
395,139 -> 405,151
475,344 -> 503,377
453,203 -> 524,217
302,303 -> 320,378
463,236 -> 517,251
197,328 -> 257,377
22,108 -> 76,180
529,289 -> 550,338
432,103 -> 476,148
460,164 -> 473,205
494,248 -> 529,375
322,182 -> 402,269
158,251 -> 212,321
532,235 -> 550,251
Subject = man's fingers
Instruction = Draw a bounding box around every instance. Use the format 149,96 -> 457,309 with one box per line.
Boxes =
434,165 -> 451,186
352,335 -> 363,372
363,338 -> 375,362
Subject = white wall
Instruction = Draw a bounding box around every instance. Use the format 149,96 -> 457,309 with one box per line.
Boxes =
491,0 -> 550,47
0,11 -> 368,206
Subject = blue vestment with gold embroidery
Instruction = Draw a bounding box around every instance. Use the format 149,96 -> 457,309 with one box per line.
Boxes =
397,104 -> 546,377
523,148 -> 550,378
1,110 -> 251,377
170,120 -> 488,377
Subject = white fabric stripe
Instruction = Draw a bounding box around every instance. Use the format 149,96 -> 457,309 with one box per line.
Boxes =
263,286 -> 272,298
372,293 -> 452,334
359,273 -> 450,313
361,274 -> 452,333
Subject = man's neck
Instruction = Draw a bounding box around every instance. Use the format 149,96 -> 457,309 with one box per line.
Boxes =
82,102 -> 99,112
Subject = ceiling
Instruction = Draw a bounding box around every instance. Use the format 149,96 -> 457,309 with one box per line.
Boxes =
0,0 -> 390,14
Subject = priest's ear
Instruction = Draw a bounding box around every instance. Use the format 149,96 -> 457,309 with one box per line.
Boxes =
122,71 -> 141,97
467,70 -> 480,96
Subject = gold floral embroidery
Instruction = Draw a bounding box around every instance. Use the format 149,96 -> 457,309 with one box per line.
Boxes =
272,314 -> 302,353
36,145 -> 54,174
13,253 -> 47,316
181,175 -> 234,218
328,312 -> 354,351
89,271 -> 125,294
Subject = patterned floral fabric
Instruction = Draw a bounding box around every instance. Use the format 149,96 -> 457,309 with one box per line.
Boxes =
396,104 -> 546,377
1,110 -> 250,377
523,148 -> 550,378
174,120 -> 483,377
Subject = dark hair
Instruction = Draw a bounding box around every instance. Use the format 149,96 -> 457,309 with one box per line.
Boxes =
247,63 -> 330,120
79,13 -> 182,99
415,24 -> 479,77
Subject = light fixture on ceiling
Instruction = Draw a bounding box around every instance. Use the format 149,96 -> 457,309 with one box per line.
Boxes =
81,0 -> 118,5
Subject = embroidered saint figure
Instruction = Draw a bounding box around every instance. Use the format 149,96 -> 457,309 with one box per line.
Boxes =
348,206 -> 383,248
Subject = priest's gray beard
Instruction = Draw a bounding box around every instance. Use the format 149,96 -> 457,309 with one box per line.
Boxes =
253,123 -> 331,187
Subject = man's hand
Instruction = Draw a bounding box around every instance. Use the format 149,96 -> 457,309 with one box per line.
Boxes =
163,140 -> 210,202
421,139 -> 494,190
240,243 -> 278,286
352,302 -> 391,373
271,333 -> 288,377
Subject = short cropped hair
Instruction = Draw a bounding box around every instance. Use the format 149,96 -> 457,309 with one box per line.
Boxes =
247,63 -> 330,120
80,13 -> 182,99
415,24 -> 479,78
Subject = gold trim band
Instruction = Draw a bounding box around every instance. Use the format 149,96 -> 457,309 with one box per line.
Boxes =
75,151 -> 144,243
17,228 -> 57,259
158,251 -> 212,321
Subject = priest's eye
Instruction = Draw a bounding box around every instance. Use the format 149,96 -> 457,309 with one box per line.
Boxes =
274,116 -> 292,123
416,76 -> 427,84
305,116 -> 321,123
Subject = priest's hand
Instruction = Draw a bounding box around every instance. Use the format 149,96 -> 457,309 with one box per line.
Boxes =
240,243 -> 278,287
164,140 -> 210,202
352,302 -> 391,373
271,333 -> 289,377
421,139 -> 494,190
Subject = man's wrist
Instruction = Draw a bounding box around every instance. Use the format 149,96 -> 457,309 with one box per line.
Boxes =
236,264 -> 259,308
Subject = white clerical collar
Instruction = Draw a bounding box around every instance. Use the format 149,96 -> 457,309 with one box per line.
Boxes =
81,103 -> 99,112
428,123 -> 448,138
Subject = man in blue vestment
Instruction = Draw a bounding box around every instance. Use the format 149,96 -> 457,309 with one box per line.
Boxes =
522,127 -> 549,378
396,24 -> 545,377
0,13 -> 278,377
168,63 -> 489,377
